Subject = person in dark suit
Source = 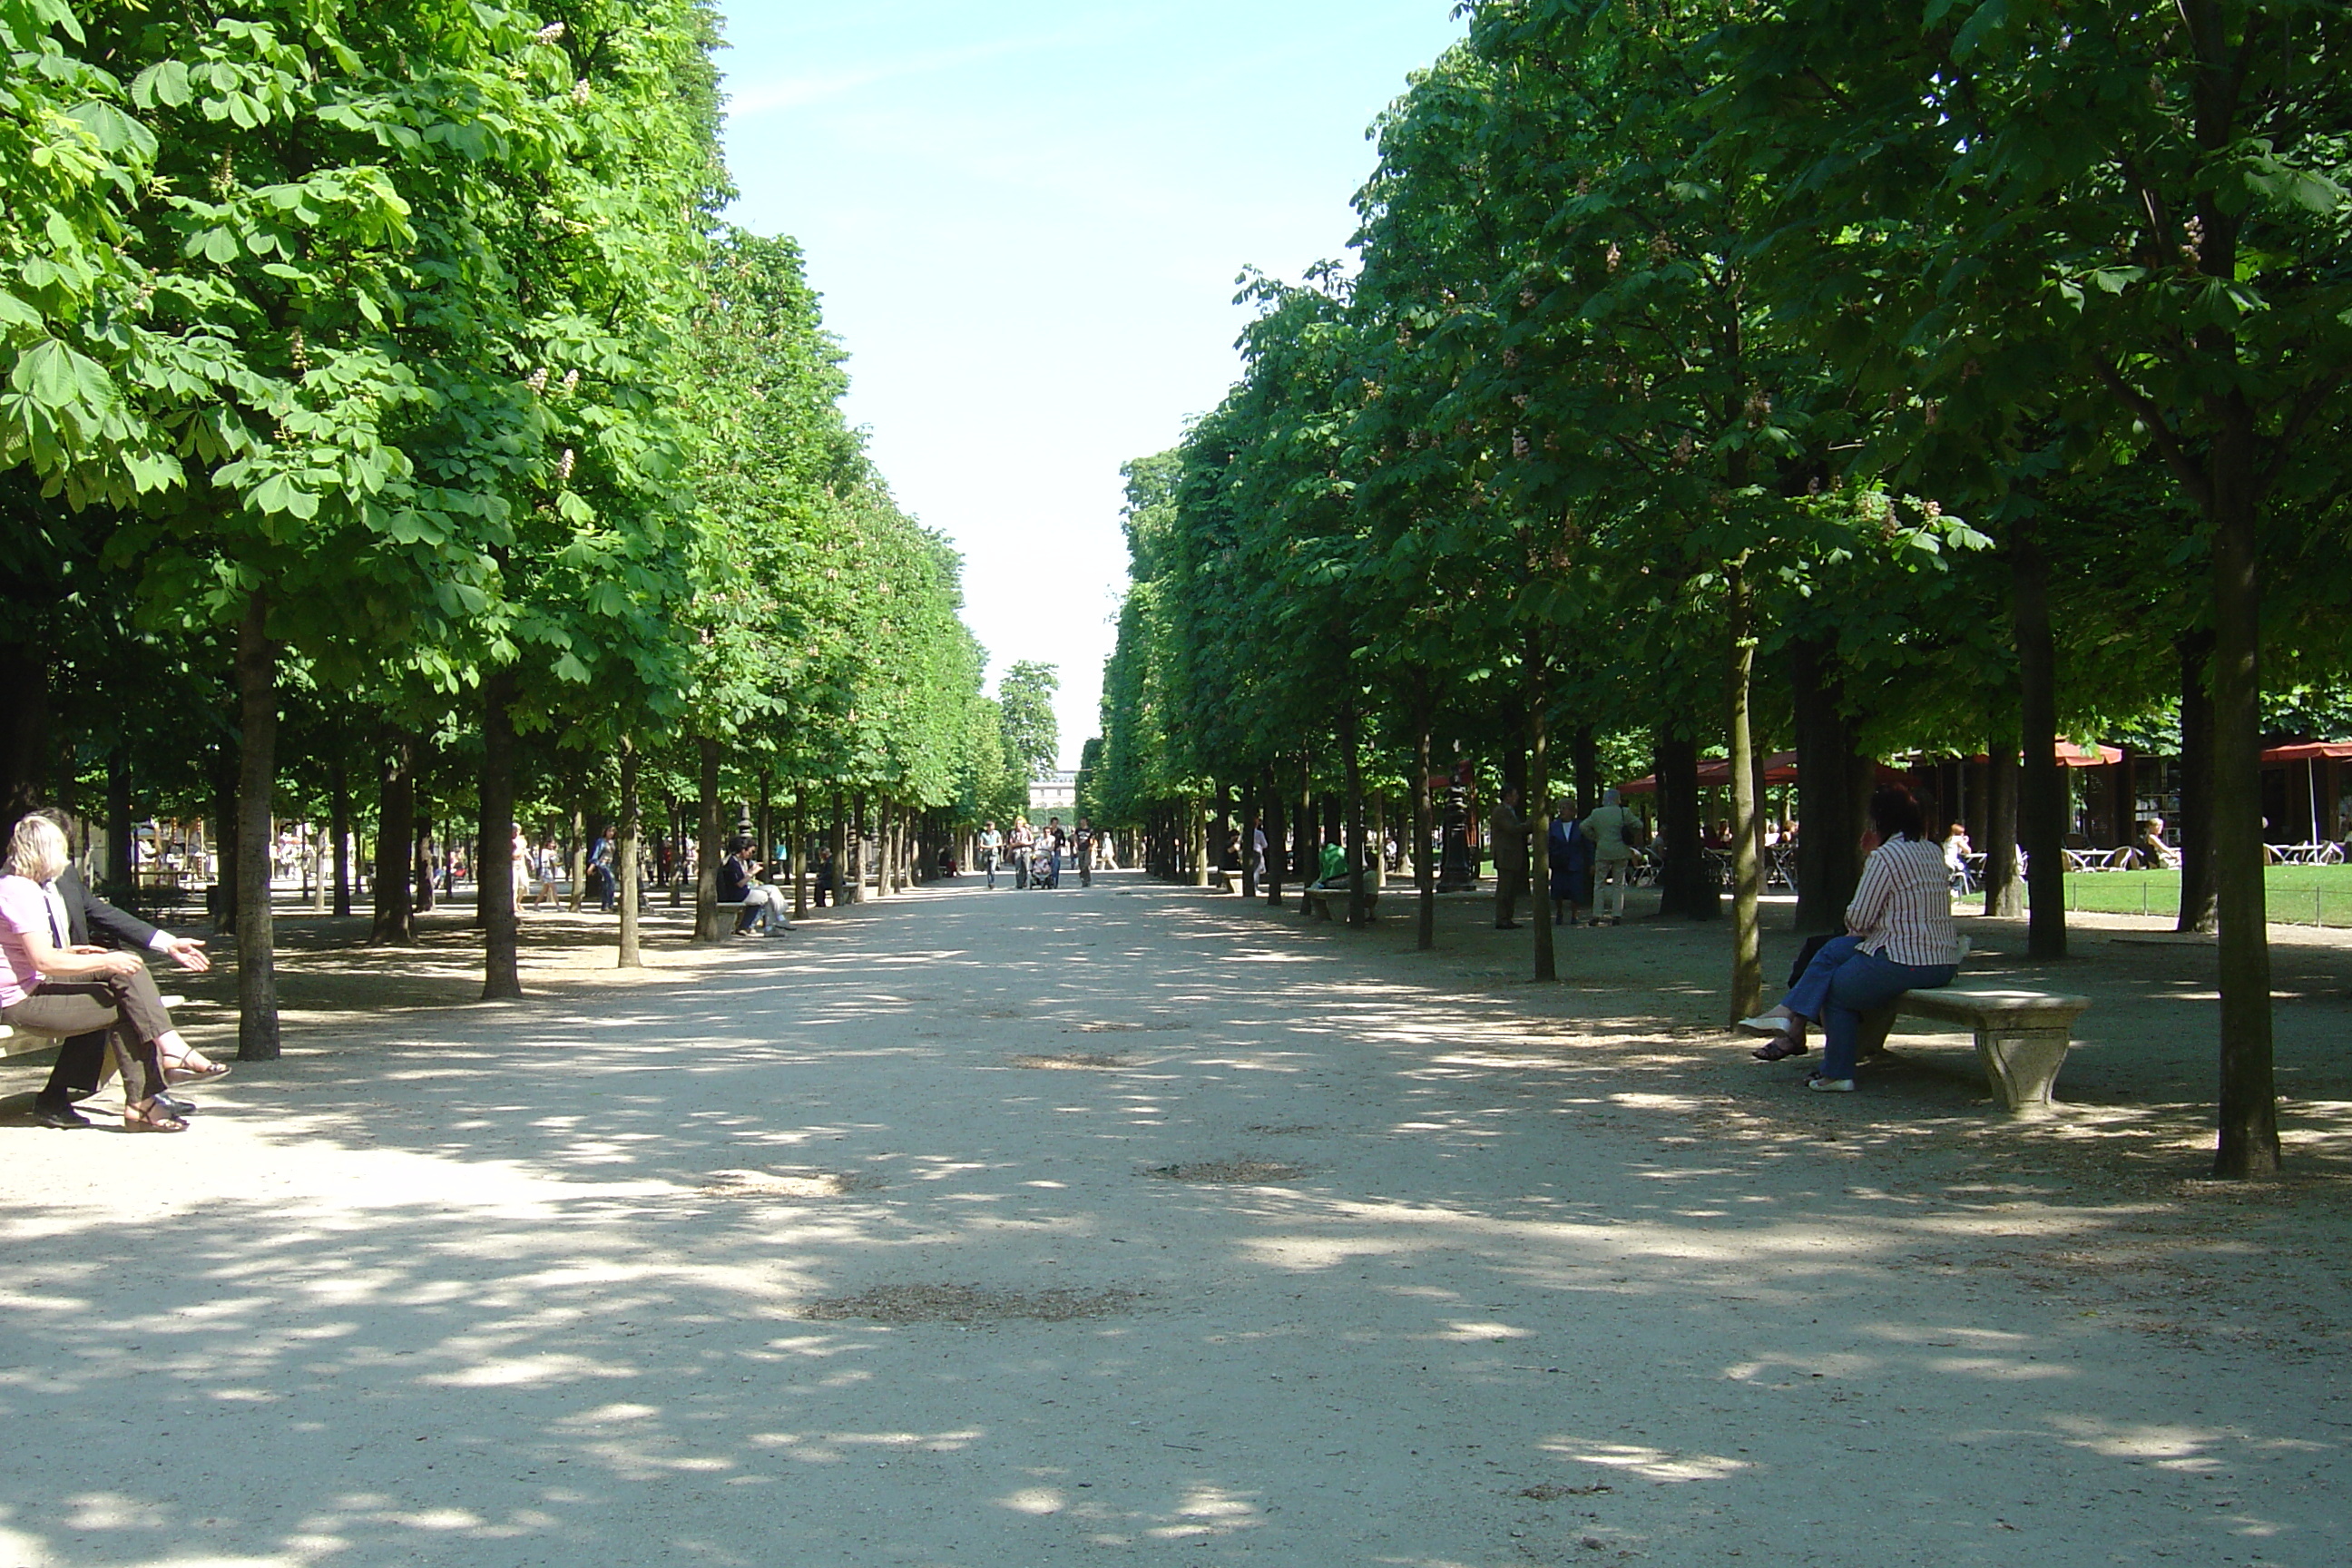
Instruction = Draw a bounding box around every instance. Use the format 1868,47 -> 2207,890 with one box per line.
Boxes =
28,818 -> 214,1129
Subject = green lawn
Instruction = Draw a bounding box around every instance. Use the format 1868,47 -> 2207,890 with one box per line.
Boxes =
2042,863 -> 2352,927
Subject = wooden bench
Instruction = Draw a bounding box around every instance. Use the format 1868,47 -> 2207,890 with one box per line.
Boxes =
1855,986 -> 2091,1116
1300,886 -> 1379,923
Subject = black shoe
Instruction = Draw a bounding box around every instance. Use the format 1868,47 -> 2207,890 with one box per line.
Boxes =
31,1097 -> 91,1129
1495,921 -> 1521,930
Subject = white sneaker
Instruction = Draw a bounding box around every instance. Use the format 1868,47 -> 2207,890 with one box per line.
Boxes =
1737,1014 -> 1793,1036
1805,1076 -> 1856,1093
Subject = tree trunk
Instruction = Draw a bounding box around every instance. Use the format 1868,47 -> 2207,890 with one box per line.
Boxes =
0,632 -> 50,835
837,799 -> 856,907
617,737 -> 642,967
1262,763 -> 1285,906
1791,637 -> 1864,931
234,591 -> 279,1061
329,740 -> 352,918
693,736 -> 725,942
412,801 -> 434,915
1655,732 -> 1717,920
2208,421 -> 2278,1176
1727,568 -> 1763,1022
1416,720 -> 1436,951
1341,704 -> 1368,926
1239,773 -> 1259,897
792,796 -> 809,918
480,665 -> 522,999
1984,735 -> 2023,917
1572,723 -> 1598,818
1189,794 -> 1209,887
210,745 -> 238,934
1527,630 -> 1554,979
103,747 -> 132,896
567,805 -> 586,912
370,731 -> 416,944
2014,522 -> 2066,959
871,794 -> 892,899
2175,629 -> 2217,934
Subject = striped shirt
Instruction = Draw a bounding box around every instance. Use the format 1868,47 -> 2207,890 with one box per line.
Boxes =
1845,838 -> 1960,967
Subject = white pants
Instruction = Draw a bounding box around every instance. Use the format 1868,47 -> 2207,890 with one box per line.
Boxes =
742,886 -> 790,932
1596,858 -> 1630,919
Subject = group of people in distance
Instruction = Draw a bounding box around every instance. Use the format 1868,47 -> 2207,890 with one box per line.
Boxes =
974,817 -> 1096,890
4,811 -> 219,1133
1489,787 -> 1648,931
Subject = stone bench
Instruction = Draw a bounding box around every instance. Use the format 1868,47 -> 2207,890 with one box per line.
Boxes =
1855,986 -> 2091,1116
1300,886 -> 1378,923
0,995 -> 199,1063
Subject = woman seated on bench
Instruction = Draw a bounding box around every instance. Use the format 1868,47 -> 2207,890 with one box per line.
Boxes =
1,814 -> 200,1132
1738,787 -> 1960,1092
720,838 -> 790,936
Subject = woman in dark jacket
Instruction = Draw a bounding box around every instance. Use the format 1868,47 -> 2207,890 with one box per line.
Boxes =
1549,798 -> 1595,926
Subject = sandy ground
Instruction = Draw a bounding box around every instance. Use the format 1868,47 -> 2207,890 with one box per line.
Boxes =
0,872 -> 2347,1567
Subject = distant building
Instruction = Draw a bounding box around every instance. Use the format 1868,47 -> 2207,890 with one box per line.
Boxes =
1028,769 -> 1077,817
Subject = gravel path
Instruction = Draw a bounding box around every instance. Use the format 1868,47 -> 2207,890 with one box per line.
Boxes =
1,872 -> 2344,1565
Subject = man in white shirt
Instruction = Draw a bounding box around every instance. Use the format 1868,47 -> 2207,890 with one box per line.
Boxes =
1581,788 -> 1642,926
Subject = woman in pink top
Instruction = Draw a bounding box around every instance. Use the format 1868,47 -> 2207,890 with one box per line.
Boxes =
0,815 -> 195,1132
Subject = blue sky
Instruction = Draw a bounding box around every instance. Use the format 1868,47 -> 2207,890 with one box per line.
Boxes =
718,2 -> 1467,767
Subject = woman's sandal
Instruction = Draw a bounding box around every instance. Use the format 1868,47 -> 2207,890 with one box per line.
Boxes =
123,1100 -> 190,1133
165,1056 -> 231,1086
1750,1038 -> 1809,1062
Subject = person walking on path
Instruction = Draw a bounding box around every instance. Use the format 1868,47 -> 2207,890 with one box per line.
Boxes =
1549,797 -> 1594,927
977,822 -> 1004,889
2,815 -> 201,1132
1738,787 -> 1961,1091
1075,818 -> 1096,888
1489,787 -> 1529,930
1581,789 -> 1641,926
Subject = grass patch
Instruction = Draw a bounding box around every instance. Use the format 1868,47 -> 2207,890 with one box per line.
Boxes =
2043,863 -> 2352,926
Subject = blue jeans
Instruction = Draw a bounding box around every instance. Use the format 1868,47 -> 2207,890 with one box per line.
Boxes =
1782,936 -> 1955,1080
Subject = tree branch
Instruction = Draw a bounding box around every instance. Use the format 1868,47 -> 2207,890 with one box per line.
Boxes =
2091,358 -> 2210,510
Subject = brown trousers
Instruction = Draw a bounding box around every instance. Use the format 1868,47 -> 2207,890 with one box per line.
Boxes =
5,966 -> 175,1102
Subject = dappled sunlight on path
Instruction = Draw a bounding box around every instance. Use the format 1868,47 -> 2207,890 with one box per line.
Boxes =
0,871 -> 2344,1565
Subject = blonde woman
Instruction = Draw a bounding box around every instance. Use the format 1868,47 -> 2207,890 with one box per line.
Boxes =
1,815 -> 198,1132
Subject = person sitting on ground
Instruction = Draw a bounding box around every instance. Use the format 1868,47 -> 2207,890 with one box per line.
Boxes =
4,814 -> 203,1132
719,837 -> 790,936
24,810 -> 218,1128
1737,786 -> 1961,1091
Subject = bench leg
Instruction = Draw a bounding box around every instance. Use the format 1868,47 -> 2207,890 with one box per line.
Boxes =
1854,1004 -> 1898,1063
1975,1025 -> 2069,1116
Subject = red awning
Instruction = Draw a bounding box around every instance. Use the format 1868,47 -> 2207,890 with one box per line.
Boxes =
2054,741 -> 2123,768
1617,752 -> 1899,795
2262,741 -> 2352,764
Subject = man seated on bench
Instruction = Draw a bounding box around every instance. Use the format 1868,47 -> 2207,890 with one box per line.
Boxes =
719,838 -> 790,936
1736,786 -> 1960,1093
1308,841 -> 1348,891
